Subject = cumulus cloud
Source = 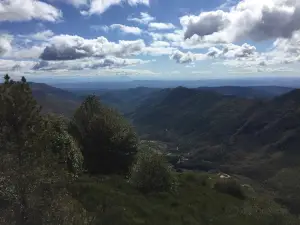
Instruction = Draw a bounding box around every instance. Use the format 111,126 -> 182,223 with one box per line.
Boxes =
110,24 -> 142,35
170,50 -> 207,64
265,30 -> 300,64
149,22 -> 176,30
207,43 -> 257,59
0,0 -> 62,22
40,35 -> 145,60
128,12 -> 155,24
32,57 -> 150,71
182,0 -> 300,43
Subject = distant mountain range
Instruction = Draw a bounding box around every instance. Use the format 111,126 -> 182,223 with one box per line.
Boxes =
29,82 -> 82,116
51,77 -> 300,90
30,82 -> 294,116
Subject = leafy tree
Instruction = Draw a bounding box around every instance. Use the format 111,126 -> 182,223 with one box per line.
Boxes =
0,76 -> 87,225
69,95 -> 138,174
44,114 -> 83,176
129,146 -> 177,193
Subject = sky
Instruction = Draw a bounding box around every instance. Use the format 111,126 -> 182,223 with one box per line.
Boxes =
1,0 -> 300,81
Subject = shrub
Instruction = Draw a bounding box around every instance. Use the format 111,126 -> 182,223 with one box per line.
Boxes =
44,114 -> 84,176
129,147 -> 177,193
69,95 -> 138,174
214,178 -> 246,199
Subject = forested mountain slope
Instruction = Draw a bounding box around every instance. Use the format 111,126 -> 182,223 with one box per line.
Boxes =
129,87 -> 300,213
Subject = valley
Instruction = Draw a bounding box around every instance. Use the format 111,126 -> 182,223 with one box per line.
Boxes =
30,82 -> 300,215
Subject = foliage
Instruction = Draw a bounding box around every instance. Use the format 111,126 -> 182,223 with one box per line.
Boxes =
44,114 -> 83,176
0,75 -> 87,225
69,95 -> 138,174
214,178 -> 246,199
129,146 -> 177,193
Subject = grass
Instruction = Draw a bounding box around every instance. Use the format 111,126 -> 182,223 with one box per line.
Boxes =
68,172 -> 299,225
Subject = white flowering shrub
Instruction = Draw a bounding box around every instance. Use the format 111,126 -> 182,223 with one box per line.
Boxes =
129,147 -> 177,193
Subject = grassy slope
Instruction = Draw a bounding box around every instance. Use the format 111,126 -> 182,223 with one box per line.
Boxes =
69,172 -> 298,225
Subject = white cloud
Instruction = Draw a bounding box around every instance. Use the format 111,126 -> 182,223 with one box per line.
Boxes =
128,12 -> 155,24
127,0 -> 149,6
144,46 -> 176,56
148,30 -> 183,43
0,33 -> 46,59
0,0 -> 62,22
142,40 -> 175,56
88,0 -> 122,15
0,59 -> 36,72
0,35 -> 13,56
86,0 -> 149,15
170,50 -> 207,64
90,25 -> 110,32
18,30 -> 54,41
264,30 -> 300,64
182,0 -> 300,43
40,35 -> 146,60
10,46 -> 46,59
149,22 -> 176,30
149,41 -> 170,47
110,24 -> 142,35
207,43 -> 257,59
148,30 -> 222,50
0,58 -> 156,78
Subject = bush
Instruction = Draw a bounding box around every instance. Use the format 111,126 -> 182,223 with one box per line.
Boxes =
214,178 -> 246,199
69,95 -> 138,174
45,114 -> 84,176
129,147 -> 177,193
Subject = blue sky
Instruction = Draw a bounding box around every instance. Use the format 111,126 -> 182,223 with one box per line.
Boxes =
0,0 -> 300,81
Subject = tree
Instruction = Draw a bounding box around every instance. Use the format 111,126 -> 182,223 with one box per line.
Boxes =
69,95 -> 138,174
0,75 -> 45,224
44,114 -> 83,176
0,76 -> 87,225
129,145 -> 177,193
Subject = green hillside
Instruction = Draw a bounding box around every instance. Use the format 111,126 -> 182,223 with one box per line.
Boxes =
71,172 -> 298,225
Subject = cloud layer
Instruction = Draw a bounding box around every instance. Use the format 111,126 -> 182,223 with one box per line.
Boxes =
2,0 -> 300,77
